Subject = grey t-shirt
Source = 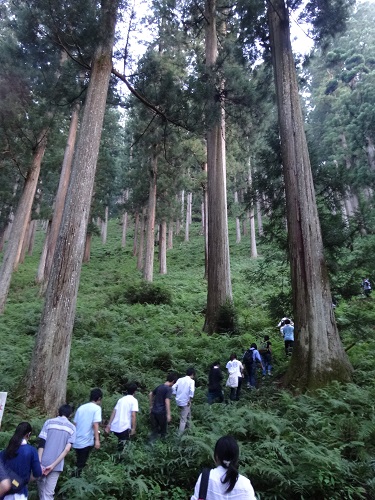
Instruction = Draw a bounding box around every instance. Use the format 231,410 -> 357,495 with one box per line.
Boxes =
39,416 -> 76,472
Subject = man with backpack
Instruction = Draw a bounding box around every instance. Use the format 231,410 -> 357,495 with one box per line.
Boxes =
361,277 -> 372,297
243,344 -> 263,389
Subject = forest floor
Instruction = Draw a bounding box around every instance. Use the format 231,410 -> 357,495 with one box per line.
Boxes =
0,219 -> 375,499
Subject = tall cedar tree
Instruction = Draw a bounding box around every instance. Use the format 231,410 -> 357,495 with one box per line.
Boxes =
267,0 -> 353,389
203,0 -> 233,333
26,0 -> 119,414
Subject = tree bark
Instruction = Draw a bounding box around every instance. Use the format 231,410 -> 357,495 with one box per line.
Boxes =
42,102 -> 80,287
25,0 -> 119,414
27,219 -> 38,256
101,206 -> 108,244
143,149 -> 157,282
268,0 -> 352,389
0,128 -> 48,313
185,192 -> 191,242
133,211 -> 139,256
83,233 -> 92,263
137,208 -> 146,271
203,0 -> 233,333
159,220 -> 167,274
36,221 -> 51,284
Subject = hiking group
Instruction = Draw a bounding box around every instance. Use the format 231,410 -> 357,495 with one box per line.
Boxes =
0,319 -> 294,499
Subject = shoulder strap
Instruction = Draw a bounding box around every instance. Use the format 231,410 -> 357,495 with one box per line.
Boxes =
198,468 -> 211,500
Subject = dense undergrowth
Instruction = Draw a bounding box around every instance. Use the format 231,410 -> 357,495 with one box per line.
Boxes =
1,220 -> 375,499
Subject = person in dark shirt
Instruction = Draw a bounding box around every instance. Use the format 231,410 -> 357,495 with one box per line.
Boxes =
149,372 -> 177,441
207,361 -> 224,404
0,422 -> 42,499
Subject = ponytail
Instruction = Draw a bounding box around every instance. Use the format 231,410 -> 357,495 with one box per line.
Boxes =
5,422 -> 32,459
214,435 -> 240,493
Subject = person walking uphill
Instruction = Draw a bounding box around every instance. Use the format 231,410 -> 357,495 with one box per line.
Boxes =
226,354 -> 243,401
0,422 -> 42,500
149,373 -> 177,441
191,435 -> 256,500
172,367 -> 195,434
105,383 -> 138,452
73,388 -> 103,476
38,404 -> 76,500
243,344 -> 263,389
281,319 -> 294,356
207,361 -> 224,404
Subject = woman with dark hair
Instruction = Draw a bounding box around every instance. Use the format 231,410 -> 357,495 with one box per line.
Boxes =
191,435 -> 256,499
0,422 -> 42,499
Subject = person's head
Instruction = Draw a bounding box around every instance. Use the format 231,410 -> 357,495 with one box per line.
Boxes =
250,343 -> 257,350
5,422 -> 32,459
229,353 -> 237,361
127,382 -> 138,395
167,372 -> 178,384
186,367 -> 195,378
264,335 -> 269,341
90,388 -> 103,403
58,404 -> 73,418
211,361 -> 220,368
214,435 -> 240,493
284,319 -> 291,325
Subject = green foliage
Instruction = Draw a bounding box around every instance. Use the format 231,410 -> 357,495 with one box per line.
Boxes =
113,281 -> 173,306
1,218 -> 375,499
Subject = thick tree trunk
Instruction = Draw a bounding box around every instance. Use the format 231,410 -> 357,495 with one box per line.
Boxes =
159,220 -> 167,275
203,0 -> 233,333
0,128 -> 48,313
133,211 -> 139,256
19,219 -> 31,265
42,102 -> 80,287
268,0 -> 352,389
25,0 -> 119,414
101,206 -> 108,244
83,233 -> 92,263
202,162 -> 208,280
36,221 -> 51,284
143,150 -> 157,282
137,208 -> 146,270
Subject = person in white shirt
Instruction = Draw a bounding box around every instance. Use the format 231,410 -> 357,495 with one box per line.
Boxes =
73,388 -> 102,476
226,354 -> 243,401
105,383 -> 138,452
191,435 -> 256,500
172,367 -> 195,434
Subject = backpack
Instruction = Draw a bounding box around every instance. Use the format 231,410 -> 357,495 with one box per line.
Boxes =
243,349 -> 254,366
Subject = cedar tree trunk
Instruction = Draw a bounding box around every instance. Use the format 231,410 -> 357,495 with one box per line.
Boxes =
203,0 -> 233,333
268,0 -> 353,389
25,0 -> 119,414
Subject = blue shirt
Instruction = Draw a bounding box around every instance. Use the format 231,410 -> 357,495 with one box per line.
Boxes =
283,324 -> 294,341
0,443 -> 42,496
